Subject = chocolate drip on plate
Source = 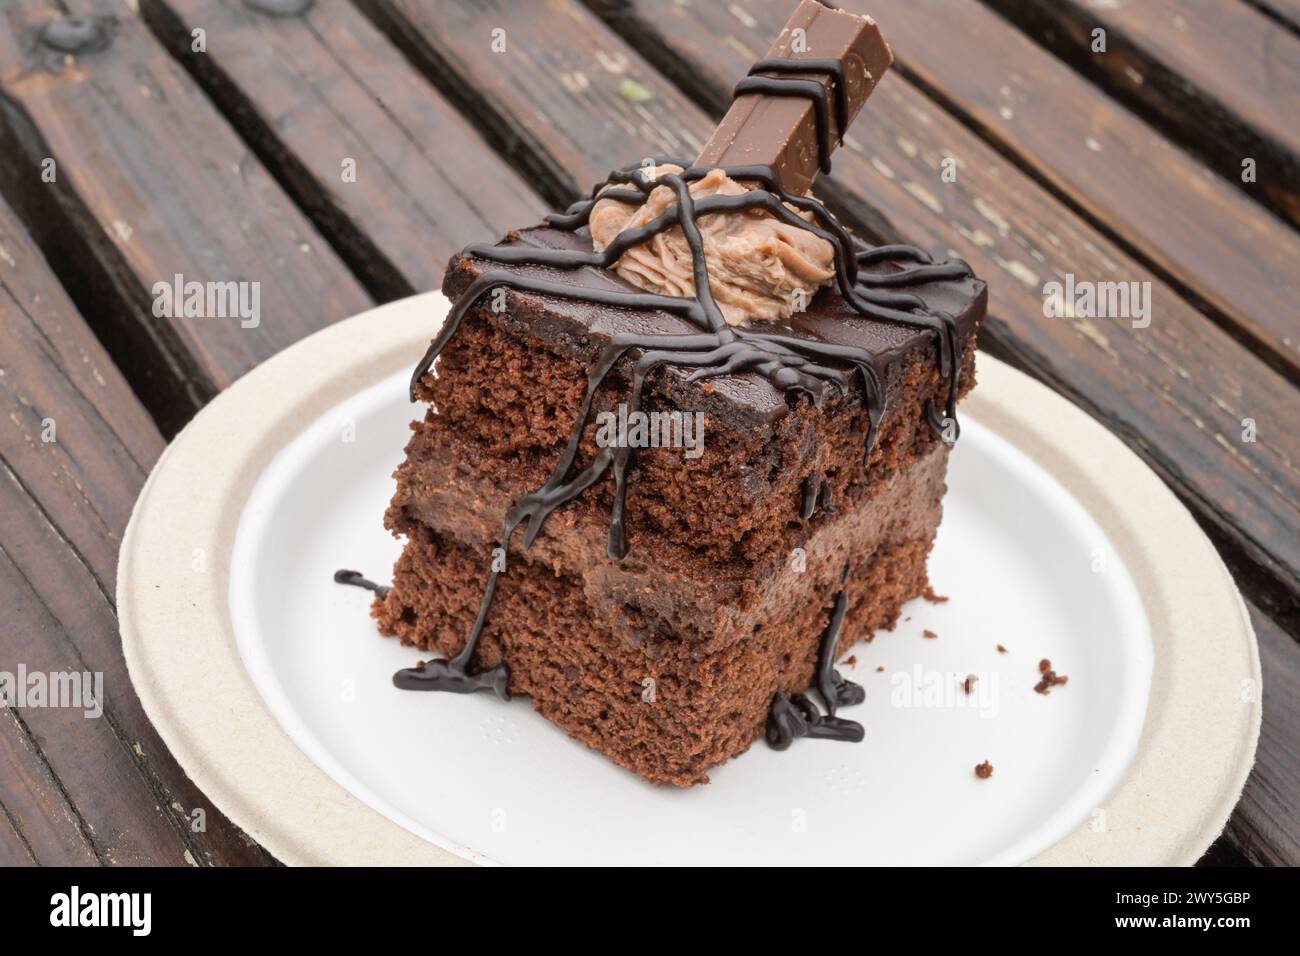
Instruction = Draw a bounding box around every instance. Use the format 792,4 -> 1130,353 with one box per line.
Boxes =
767,693 -> 864,746
334,568 -> 390,598
335,568 -> 510,698
393,655 -> 511,701
765,564 -> 865,750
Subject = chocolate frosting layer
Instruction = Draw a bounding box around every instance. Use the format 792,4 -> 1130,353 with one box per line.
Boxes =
442,224 -> 986,428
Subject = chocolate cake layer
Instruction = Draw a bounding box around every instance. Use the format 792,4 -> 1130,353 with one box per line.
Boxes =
419,320 -> 971,566
385,425 -> 951,650
376,440 -> 950,785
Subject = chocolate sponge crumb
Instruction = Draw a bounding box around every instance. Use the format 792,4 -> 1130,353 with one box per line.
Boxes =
377,519 -> 940,786
922,628 -> 938,639
1034,658 -> 1069,695
962,674 -> 978,695
996,644 -> 1008,654
975,761 -> 993,779
922,586 -> 949,604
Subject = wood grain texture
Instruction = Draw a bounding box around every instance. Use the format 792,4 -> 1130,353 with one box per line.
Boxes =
356,0 -> 716,208
0,0 -> 371,435
0,193 -> 270,865
380,0 -> 1300,632
1248,0 -> 1300,33
139,0 -> 545,299
0,799 -> 37,866
857,0 -> 1300,385
984,0 -> 1300,230
0,697 -> 99,865
1224,602 -> 1300,865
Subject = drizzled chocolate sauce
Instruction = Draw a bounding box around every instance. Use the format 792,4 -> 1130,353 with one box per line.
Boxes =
732,58 -> 853,178
367,59 -> 971,747
801,474 -> 837,520
334,569 -> 390,598
767,566 -> 865,748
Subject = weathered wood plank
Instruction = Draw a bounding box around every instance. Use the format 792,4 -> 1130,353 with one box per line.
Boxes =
1249,0 -> 1300,33
1227,602 -> 1300,865
1196,832 -> 1252,866
356,0 -> 714,206
0,795 -> 37,866
984,0 -> 1300,230
0,548 -> 197,866
858,0 -> 1300,384
0,709 -> 99,865
0,193 -> 271,865
139,0 -> 545,298
0,0 -> 371,435
371,0 -> 1300,632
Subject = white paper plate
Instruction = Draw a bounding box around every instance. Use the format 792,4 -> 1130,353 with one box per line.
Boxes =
119,293 -> 1260,866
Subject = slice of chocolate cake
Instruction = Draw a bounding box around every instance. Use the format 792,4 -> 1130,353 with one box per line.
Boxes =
351,1 -> 986,786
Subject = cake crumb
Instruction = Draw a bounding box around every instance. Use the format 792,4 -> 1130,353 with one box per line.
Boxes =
996,644 -> 1008,654
875,665 -> 885,673
975,761 -> 994,779
962,674 -> 978,695
841,655 -> 857,668
922,628 -> 938,639
922,586 -> 950,604
1034,658 -> 1069,695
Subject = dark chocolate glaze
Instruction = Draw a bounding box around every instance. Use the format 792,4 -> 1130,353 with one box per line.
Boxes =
747,59 -> 851,153
334,568 -> 390,598
815,569 -> 866,715
334,568 -> 508,697
765,564 -> 865,750
800,475 -> 837,520
390,61 -> 975,741
393,656 -> 511,701
800,477 -> 819,521
767,693 -> 865,748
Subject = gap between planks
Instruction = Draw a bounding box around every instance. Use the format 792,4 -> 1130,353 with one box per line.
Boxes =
859,0 -> 1300,387
980,0 -> 1300,232
584,0 -> 1300,634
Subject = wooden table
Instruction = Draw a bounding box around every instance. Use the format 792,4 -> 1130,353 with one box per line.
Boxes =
1,0 -> 1295,866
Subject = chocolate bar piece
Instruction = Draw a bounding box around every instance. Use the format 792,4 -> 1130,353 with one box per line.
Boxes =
696,0 -> 893,193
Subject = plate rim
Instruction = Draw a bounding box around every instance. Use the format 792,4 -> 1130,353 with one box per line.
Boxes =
117,292 -> 1261,866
